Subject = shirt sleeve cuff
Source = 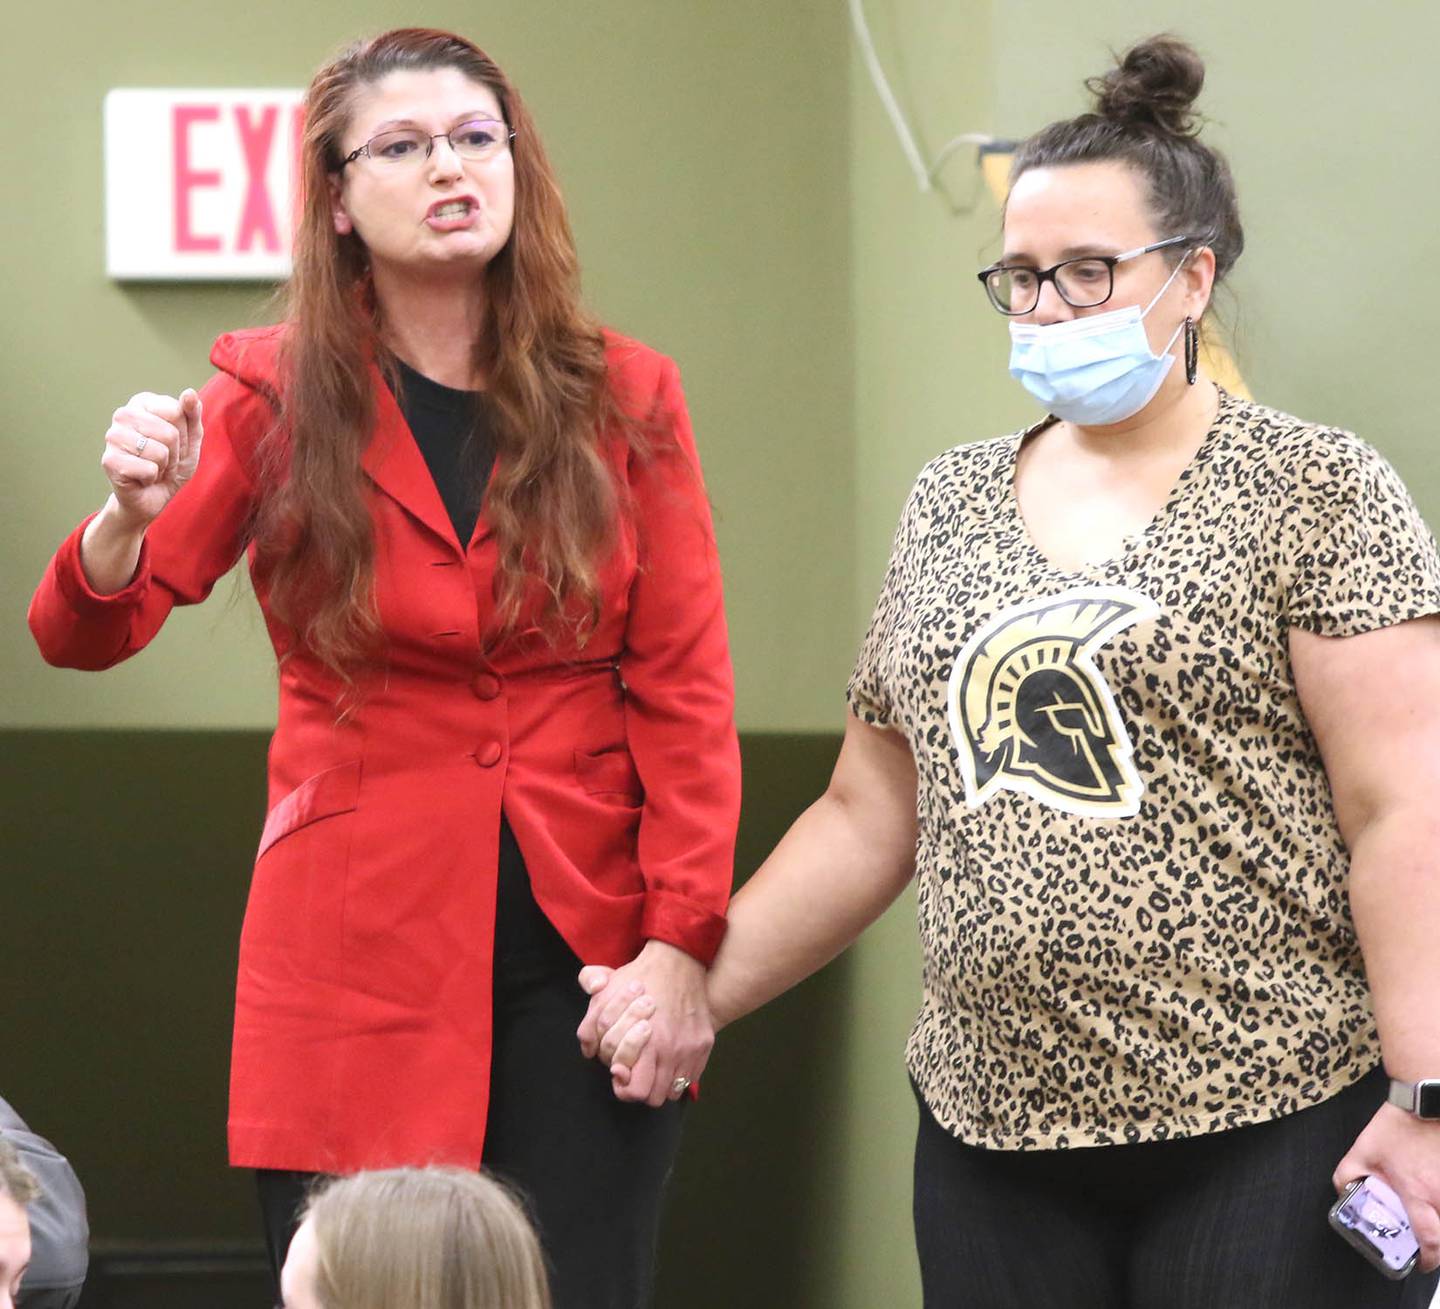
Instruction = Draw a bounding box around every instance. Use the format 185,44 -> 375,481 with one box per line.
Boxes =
53,512 -> 153,615
640,889 -> 728,967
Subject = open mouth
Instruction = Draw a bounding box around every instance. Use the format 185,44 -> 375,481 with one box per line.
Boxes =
430,199 -> 474,221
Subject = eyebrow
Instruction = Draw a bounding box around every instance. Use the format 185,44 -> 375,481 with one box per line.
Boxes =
367,110 -> 500,133
998,243 -> 1121,265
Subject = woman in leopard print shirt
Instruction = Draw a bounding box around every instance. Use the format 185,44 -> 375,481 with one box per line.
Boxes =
582,34 -> 1440,1307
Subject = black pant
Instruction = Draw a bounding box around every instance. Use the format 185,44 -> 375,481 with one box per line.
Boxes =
912,1065 -> 1440,1308
256,818 -> 685,1309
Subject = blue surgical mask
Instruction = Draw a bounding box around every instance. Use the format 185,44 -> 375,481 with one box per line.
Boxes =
1007,258 -> 1190,426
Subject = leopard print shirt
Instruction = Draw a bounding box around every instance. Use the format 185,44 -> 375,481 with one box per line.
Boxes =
849,389 -> 1440,1148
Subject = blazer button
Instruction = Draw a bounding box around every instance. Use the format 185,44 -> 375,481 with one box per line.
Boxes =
476,741 -> 504,768
472,672 -> 502,701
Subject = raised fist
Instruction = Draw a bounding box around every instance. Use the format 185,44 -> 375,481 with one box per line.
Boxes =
101,388 -> 204,525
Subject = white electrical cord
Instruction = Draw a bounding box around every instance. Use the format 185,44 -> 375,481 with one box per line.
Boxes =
848,0 -> 995,193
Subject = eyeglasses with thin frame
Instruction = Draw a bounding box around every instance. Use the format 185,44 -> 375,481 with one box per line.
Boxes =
338,118 -> 515,170
977,234 -> 1198,315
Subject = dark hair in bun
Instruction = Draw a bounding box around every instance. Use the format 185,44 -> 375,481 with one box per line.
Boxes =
1088,34 -> 1205,136
1011,34 -> 1244,285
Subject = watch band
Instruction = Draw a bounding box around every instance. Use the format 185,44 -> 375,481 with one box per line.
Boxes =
1388,1077 -> 1440,1119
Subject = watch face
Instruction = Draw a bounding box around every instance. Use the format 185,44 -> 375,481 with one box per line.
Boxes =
1418,1081 -> 1440,1119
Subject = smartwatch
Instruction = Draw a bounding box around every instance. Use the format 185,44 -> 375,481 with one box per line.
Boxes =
1387,1077 -> 1440,1120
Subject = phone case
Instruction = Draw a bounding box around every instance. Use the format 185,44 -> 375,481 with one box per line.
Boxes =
1328,1176 -> 1421,1280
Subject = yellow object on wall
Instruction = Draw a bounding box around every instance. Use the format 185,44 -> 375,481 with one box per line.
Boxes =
978,144 -> 1015,207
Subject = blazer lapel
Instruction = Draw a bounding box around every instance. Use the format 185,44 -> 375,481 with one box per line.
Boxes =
468,455 -> 498,550
363,363 -> 464,551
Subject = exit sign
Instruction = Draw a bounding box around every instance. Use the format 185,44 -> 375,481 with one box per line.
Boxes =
105,88 -> 305,280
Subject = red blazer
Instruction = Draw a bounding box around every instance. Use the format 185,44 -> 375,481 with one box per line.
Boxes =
29,326 -> 740,1173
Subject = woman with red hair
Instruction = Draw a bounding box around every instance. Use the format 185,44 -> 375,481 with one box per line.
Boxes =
29,28 -> 738,1309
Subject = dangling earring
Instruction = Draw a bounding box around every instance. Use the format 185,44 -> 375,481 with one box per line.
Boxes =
1184,317 -> 1199,385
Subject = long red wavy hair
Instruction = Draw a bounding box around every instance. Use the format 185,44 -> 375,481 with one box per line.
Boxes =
254,28 -> 627,678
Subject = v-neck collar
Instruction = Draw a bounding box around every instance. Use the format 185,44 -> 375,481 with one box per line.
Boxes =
1001,388 -> 1234,580
363,359 -> 496,554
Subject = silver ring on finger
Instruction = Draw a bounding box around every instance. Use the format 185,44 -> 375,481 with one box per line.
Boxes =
670,1076 -> 691,1097
134,436 -> 150,455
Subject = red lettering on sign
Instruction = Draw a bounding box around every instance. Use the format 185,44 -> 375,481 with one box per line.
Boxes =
234,105 -> 281,253
172,105 -> 222,253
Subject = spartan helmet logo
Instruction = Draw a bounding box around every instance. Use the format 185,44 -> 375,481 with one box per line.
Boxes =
947,587 -> 1160,818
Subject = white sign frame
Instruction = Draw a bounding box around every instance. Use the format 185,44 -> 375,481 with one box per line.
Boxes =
105,88 -> 305,281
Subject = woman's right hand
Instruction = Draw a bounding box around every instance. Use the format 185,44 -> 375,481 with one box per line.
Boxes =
101,389 -> 205,526
80,388 -> 205,595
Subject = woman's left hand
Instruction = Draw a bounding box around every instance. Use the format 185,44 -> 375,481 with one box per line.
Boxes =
1333,1103 -> 1440,1272
575,942 -> 713,1107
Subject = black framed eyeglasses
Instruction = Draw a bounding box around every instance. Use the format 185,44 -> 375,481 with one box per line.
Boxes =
977,234 -> 1198,315
339,118 -> 515,170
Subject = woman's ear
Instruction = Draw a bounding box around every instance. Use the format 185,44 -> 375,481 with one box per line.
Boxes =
1185,244 -> 1217,318
329,174 -> 354,236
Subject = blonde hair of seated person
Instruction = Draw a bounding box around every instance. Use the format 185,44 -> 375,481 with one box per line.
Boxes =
301,1167 -> 551,1309
0,1140 -> 38,1208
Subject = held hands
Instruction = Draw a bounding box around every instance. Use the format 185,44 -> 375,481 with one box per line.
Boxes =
575,941 -> 714,1106
101,389 -> 205,527
1334,1103 -> 1440,1272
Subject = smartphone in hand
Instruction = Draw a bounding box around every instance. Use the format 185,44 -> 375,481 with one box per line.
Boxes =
1329,1175 -> 1420,1280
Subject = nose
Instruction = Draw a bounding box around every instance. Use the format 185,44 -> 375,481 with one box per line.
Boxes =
426,136 -> 465,182
1031,278 -> 1075,326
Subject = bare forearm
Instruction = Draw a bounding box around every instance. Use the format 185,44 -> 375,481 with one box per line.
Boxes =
1349,808 -> 1440,1079
707,788 -> 915,1029
79,496 -> 149,595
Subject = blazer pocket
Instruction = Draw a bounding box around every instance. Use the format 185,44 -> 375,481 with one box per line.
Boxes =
257,760 -> 363,858
574,747 -> 643,805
